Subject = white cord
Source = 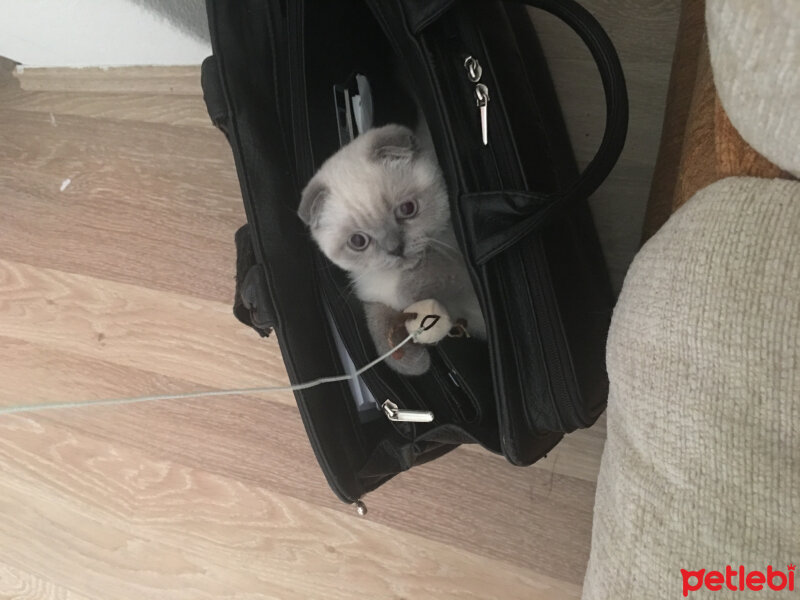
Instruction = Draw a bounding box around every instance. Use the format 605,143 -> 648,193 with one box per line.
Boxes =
0,329 -> 422,417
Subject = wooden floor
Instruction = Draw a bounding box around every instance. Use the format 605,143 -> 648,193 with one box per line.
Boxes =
0,3 -> 678,594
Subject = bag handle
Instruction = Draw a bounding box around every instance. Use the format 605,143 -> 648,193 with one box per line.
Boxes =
461,0 -> 628,265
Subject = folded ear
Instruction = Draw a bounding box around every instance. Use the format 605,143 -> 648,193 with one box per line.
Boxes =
298,178 -> 329,227
369,124 -> 418,163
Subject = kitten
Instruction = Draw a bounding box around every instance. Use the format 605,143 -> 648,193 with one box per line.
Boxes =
298,124 -> 485,375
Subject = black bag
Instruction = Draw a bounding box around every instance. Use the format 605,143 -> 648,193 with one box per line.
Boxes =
202,0 -> 627,506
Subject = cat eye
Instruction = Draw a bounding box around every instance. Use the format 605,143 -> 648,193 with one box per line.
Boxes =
348,232 -> 370,251
395,199 -> 418,220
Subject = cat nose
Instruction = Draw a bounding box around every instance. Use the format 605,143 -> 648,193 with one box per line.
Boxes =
387,241 -> 404,257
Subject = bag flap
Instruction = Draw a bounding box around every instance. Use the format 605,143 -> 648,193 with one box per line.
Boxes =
399,0 -> 457,33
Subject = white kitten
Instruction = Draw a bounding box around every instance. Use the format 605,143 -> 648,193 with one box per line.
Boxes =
298,124 -> 484,375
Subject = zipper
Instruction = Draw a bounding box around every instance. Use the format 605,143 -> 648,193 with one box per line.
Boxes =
463,55 -> 483,82
463,56 -> 489,146
429,18 -> 522,193
288,0 -> 318,184
454,14 -> 527,189
382,400 -> 434,423
475,83 -> 490,146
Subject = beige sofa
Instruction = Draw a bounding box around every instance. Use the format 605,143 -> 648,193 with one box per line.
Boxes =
582,1 -> 799,598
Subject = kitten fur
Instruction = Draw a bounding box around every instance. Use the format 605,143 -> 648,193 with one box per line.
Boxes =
298,124 -> 485,375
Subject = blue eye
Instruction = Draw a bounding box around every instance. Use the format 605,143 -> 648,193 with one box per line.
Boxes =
395,199 -> 418,219
348,232 -> 370,251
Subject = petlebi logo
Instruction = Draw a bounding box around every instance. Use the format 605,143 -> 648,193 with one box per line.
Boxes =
681,564 -> 795,596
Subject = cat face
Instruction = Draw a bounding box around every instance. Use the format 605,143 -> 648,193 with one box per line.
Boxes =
298,124 -> 450,275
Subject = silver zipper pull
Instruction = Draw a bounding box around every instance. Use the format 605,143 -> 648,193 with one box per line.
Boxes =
475,83 -> 490,146
463,56 -> 483,82
382,399 -> 434,423
464,56 -> 490,145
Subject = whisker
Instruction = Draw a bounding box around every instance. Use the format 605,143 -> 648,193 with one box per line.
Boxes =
421,237 -> 459,258
428,238 -> 457,252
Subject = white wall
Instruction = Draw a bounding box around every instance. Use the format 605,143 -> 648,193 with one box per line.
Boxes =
0,0 -> 211,67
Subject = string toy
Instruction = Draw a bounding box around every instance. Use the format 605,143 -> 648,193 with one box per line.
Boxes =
0,309 -> 451,418
0,327 -> 428,418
